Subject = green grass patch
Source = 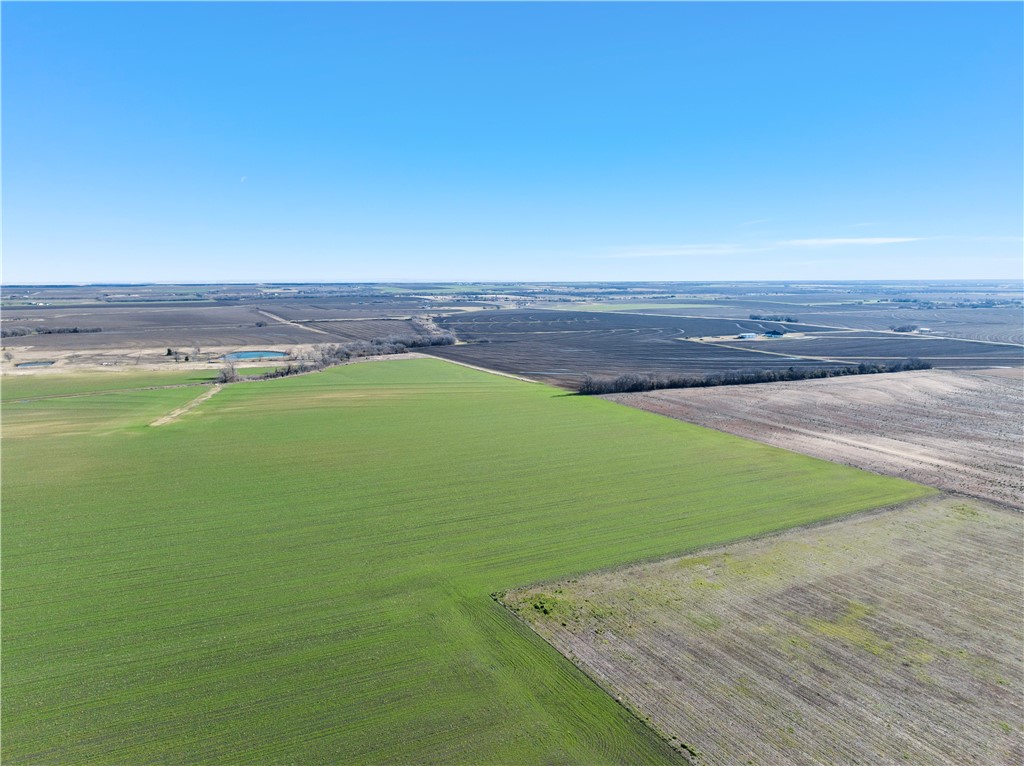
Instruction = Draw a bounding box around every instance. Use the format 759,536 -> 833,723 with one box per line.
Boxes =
236,365 -> 285,376
1,369 -> 217,401
2,359 -> 932,764
805,600 -> 893,656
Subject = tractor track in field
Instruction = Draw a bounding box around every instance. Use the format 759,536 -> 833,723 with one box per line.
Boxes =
150,385 -> 222,426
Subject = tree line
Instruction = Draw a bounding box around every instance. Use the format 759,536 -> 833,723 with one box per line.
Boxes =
217,332 -> 456,383
749,314 -> 799,322
1,326 -> 102,337
577,358 -> 933,395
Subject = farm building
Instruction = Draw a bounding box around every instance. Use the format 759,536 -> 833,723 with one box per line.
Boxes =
737,333 -> 758,339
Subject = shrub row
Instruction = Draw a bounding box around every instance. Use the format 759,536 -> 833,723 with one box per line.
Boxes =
2,326 -> 102,337
220,333 -> 457,383
749,314 -> 799,322
577,358 -> 932,395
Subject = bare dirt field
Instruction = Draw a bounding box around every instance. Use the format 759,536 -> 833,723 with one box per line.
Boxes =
502,495 -> 1024,766
609,368 -> 1023,508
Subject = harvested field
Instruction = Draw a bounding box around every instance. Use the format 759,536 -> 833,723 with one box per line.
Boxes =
711,332 -> 1024,366
439,309 -> 830,337
610,368 -> 1024,507
628,303 -> 1024,345
429,310 -> 1022,386
0,304 -> 430,350
430,310 -> 851,385
503,495 -> 1024,766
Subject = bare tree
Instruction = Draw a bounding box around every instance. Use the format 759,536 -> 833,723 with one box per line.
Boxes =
216,362 -> 239,383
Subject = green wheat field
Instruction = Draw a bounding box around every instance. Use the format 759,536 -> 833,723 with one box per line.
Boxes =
2,359 -> 933,764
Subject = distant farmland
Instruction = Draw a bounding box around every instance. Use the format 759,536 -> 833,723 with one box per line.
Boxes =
429,310 -> 1022,385
1,359 -> 930,764
504,496 -> 1023,765
0,302 -> 429,349
621,302 -> 1024,345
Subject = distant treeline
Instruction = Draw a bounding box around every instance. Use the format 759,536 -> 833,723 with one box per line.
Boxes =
1,326 -> 102,337
221,333 -> 456,383
577,358 -> 932,395
749,314 -> 799,322
887,298 -> 1022,309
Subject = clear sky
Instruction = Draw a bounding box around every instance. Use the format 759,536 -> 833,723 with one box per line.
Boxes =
3,1 -> 1021,284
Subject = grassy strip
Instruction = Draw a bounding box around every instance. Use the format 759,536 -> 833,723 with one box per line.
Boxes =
2,360 -> 932,764
1,370 -> 218,401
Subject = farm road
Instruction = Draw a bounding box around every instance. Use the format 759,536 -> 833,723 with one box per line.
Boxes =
255,308 -> 333,335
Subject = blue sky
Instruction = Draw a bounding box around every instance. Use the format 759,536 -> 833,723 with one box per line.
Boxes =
3,2 -> 1021,283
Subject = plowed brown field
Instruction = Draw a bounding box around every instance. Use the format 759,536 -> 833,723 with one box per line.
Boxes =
609,368 -> 1023,508
503,496 -> 1023,766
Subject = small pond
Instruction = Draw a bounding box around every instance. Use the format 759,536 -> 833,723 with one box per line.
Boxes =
15,361 -> 55,367
223,350 -> 289,361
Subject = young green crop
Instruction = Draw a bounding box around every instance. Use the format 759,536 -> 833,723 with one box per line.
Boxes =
1,369 -> 218,402
2,359 -> 933,764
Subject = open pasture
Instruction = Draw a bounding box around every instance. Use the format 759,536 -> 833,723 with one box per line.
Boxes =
503,495 -> 1024,766
1,369 -> 217,402
1,359 -> 930,764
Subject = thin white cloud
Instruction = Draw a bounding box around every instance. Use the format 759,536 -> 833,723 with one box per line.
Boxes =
780,237 -> 922,247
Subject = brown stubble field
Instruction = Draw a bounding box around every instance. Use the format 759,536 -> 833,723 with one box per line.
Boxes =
0,304 -> 428,349
609,368 -> 1023,508
502,495 -> 1024,766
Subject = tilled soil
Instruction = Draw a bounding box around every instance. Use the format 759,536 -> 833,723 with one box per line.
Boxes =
609,368 -> 1023,508
503,496 -> 1024,766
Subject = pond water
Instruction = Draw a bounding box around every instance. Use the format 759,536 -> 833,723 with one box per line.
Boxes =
15,361 -> 55,367
223,351 -> 289,361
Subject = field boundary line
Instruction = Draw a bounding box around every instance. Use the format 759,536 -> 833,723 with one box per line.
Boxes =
420,354 -> 540,383
490,494 -> 941,765
684,338 -> 855,364
494,494 -> 941,600
255,308 -> 333,335
150,384 -> 222,426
